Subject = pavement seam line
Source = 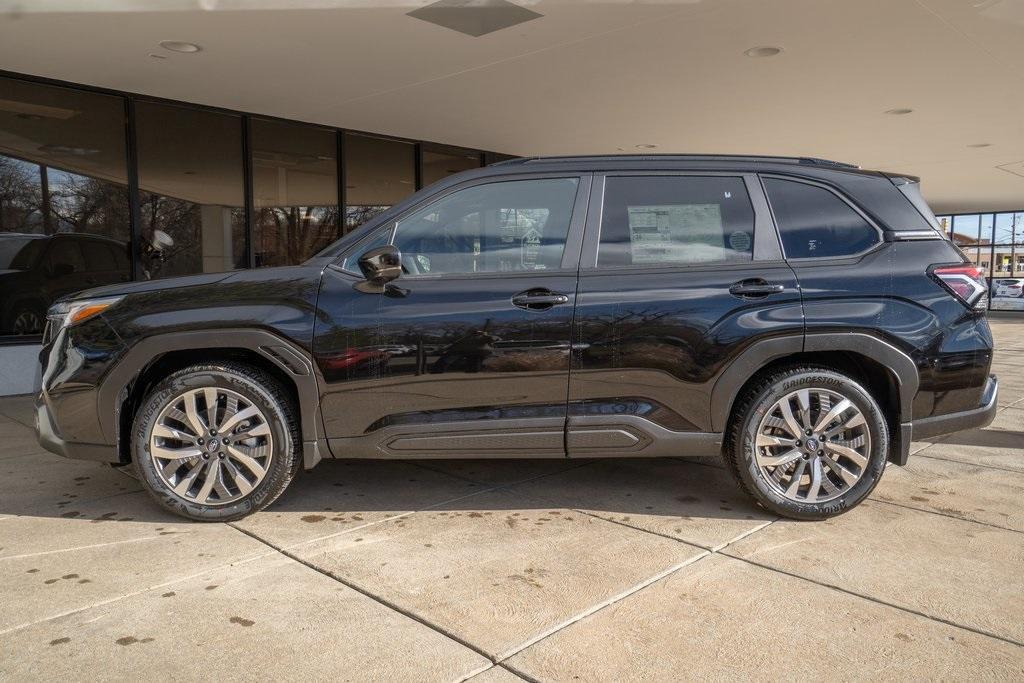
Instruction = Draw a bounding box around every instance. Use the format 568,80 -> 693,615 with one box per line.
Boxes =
719,550 -> 1024,649
491,551 -> 712,662
455,661 -> 506,683
228,522 -> 498,665
870,497 -> 1023,535
0,534 -> 168,561
494,662 -> 534,682
496,662 -> 542,683
492,519 -> 780,665
0,549 -> 277,636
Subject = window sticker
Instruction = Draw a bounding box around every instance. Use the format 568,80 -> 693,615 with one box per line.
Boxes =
521,228 -> 541,269
728,230 -> 751,251
626,203 -> 725,263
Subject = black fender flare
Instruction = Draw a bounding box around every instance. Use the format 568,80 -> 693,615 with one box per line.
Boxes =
98,328 -> 325,467
710,332 -> 919,432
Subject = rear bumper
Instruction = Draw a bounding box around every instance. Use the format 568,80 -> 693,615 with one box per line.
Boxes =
35,393 -> 118,463
893,375 -> 998,465
911,374 -> 998,441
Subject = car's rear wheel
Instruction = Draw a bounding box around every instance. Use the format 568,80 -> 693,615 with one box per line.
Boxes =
132,362 -> 300,521
725,366 -> 888,520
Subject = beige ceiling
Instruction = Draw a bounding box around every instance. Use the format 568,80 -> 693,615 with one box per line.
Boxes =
0,0 -> 1022,214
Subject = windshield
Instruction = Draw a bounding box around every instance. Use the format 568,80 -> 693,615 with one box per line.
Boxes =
0,237 -> 42,270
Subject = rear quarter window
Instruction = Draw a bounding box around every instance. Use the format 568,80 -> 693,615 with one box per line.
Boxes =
763,178 -> 880,259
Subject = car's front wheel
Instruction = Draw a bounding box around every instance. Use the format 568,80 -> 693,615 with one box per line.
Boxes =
132,362 -> 300,521
725,366 -> 889,520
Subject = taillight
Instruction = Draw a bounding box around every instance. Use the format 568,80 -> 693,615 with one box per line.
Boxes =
931,265 -> 988,310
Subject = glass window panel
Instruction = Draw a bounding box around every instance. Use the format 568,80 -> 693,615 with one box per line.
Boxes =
599,176 -> 754,267
251,118 -> 338,267
0,76 -> 130,337
422,148 -> 481,187
991,245 -> 1016,275
951,214 -> 981,247
935,216 -> 952,236
393,178 -> 578,275
135,102 -> 245,279
344,133 -> 415,232
994,212 -> 1024,245
764,179 -> 880,259
483,152 -> 517,165
962,246 -> 982,271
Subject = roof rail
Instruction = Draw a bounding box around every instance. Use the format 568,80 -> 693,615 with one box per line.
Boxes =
490,154 -> 859,169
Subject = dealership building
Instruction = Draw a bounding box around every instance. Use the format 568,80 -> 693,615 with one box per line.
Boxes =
1,0 -> 1022,395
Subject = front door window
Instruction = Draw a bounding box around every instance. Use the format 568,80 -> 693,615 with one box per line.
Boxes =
390,177 -> 579,276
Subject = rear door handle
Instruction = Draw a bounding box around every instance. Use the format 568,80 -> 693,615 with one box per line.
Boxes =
512,288 -> 570,310
729,279 -> 785,298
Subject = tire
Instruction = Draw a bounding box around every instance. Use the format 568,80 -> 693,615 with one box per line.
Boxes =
132,362 -> 300,522
6,301 -> 45,336
724,366 -> 889,520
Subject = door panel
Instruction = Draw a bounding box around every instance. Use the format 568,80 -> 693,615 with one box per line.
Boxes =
314,174 -> 588,459
315,269 -> 578,457
569,262 -> 802,437
567,173 -> 803,456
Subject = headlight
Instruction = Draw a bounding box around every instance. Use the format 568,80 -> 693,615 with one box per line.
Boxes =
46,296 -> 123,331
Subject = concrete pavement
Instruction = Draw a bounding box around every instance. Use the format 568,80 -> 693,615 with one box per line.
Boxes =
1,318 -> 1022,681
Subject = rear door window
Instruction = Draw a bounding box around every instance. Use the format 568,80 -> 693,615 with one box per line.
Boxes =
598,176 -> 755,267
763,178 -> 880,259
81,241 -> 117,272
47,240 -> 86,274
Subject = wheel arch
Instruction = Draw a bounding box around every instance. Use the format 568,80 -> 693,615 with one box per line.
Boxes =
103,329 -> 324,468
711,333 -> 918,461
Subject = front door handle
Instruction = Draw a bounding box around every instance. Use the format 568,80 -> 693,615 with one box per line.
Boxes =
512,288 -> 570,311
729,279 -> 785,298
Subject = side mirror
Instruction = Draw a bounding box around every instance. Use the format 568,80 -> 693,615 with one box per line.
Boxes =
358,245 -> 402,286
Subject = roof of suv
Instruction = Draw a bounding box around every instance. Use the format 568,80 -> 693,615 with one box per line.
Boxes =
483,153 -> 911,184
492,154 -> 861,170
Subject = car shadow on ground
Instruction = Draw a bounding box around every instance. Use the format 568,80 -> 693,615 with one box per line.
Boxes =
929,429 -> 1024,449
1,454 -> 770,528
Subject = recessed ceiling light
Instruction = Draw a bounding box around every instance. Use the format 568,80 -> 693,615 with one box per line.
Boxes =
636,144 -> 658,149
968,142 -> 992,148
148,53 -> 167,60
159,40 -> 201,53
744,46 -> 782,58
884,108 -> 914,115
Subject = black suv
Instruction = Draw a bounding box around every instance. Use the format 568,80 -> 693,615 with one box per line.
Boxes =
35,155 -> 998,522
0,232 -> 130,336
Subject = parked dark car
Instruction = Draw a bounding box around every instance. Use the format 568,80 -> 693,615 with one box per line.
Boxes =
0,232 -> 130,336
36,155 -> 997,521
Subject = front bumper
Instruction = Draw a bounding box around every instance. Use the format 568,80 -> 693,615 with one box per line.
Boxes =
35,393 -> 118,463
893,375 -> 999,464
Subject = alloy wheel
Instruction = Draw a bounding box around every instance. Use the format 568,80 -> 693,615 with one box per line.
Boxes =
12,310 -> 43,335
754,388 -> 871,503
149,387 -> 273,506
